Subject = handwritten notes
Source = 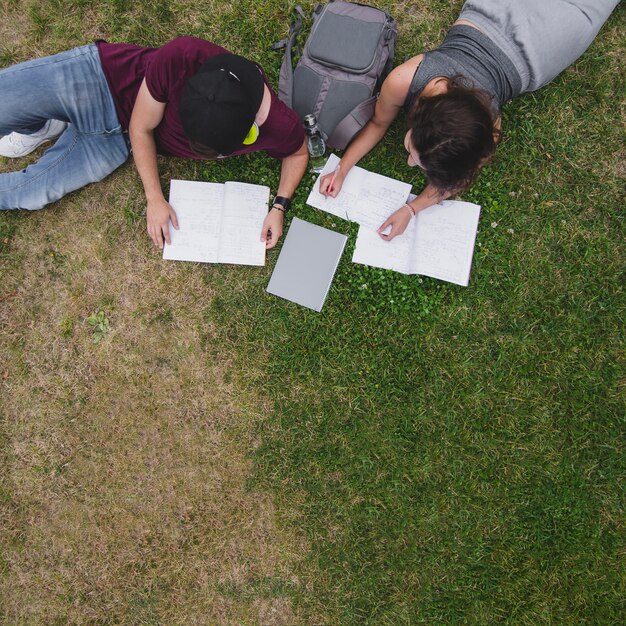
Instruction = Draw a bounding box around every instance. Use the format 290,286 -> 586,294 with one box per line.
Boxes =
352,198 -> 481,286
306,153 -> 412,230
164,179 -> 268,266
307,158 -> 481,286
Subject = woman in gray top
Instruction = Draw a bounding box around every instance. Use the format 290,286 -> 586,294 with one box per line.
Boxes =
320,0 -> 619,241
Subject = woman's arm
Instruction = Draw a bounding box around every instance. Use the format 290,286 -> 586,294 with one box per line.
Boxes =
260,138 -> 309,249
129,79 -> 178,249
378,184 -> 451,241
319,56 -> 423,196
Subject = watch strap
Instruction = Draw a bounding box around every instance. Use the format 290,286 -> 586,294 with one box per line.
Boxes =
271,195 -> 292,213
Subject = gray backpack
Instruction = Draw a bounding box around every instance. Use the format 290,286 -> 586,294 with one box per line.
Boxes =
274,1 -> 397,149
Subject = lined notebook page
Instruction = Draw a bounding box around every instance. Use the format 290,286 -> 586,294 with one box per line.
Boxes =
219,182 -> 268,266
352,220 -> 417,274
164,180 -> 223,263
411,200 -> 481,286
306,154 -> 412,230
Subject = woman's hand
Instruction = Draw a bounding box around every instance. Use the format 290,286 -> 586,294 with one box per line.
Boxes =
260,208 -> 284,249
377,204 -> 413,241
319,167 -> 345,197
146,197 -> 179,249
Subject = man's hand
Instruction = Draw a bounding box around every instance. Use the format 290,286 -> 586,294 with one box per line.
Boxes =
260,208 -> 284,249
377,204 -> 412,241
146,197 -> 179,249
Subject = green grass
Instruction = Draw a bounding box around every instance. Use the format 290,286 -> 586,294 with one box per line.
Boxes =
1,1 -> 624,624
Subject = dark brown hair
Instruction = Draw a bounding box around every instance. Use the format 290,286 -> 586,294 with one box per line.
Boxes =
188,140 -> 220,159
408,77 -> 499,193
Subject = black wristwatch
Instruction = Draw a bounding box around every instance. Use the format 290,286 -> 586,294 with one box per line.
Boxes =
271,195 -> 292,213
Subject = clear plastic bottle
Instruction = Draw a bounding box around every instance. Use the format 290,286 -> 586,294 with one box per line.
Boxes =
303,114 -> 326,173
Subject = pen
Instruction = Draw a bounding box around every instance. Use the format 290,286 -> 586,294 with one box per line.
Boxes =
326,163 -> 340,197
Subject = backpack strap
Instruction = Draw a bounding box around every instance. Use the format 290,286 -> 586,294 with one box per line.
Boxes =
327,95 -> 377,150
272,5 -> 306,108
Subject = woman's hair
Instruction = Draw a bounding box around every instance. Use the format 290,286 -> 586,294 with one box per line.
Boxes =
408,77 -> 499,193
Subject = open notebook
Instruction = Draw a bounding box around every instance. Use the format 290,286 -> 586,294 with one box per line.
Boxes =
352,197 -> 481,286
163,179 -> 269,266
266,217 -> 347,311
306,153 -> 412,231
308,156 -> 481,286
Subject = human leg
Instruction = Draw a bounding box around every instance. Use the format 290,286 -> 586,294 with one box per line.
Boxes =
459,0 -> 620,92
0,44 -> 122,134
0,44 -> 129,210
0,124 -> 129,210
0,119 -> 68,158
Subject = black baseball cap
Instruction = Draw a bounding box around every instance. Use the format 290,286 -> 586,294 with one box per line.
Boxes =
179,53 -> 265,155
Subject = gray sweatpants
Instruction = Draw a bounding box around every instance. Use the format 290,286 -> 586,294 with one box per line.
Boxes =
459,0 -> 620,92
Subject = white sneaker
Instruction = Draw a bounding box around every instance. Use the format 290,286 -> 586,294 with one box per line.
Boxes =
0,119 -> 68,158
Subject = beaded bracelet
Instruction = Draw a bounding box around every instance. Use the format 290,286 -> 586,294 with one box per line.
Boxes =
403,203 -> 416,217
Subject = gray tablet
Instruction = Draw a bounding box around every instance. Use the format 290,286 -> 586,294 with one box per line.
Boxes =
267,217 -> 347,311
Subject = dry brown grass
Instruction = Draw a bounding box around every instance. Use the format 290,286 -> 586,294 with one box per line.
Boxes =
0,2 -> 37,59
0,1 -> 310,617
0,3 -> 313,621
0,160 -> 305,623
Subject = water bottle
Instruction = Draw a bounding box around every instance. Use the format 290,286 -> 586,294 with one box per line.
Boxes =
303,114 -> 326,173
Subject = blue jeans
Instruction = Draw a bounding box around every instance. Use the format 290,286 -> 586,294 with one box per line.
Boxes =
0,44 -> 130,210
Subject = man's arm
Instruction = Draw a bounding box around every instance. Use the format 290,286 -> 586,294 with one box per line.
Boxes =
260,138 -> 309,249
129,78 -> 179,249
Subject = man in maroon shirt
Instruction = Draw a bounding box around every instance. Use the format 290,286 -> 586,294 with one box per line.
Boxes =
0,37 -> 308,249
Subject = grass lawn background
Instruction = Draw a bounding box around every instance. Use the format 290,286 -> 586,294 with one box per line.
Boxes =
0,1 -> 624,623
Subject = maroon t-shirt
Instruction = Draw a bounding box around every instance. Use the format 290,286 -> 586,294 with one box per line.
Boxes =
96,37 -> 304,160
